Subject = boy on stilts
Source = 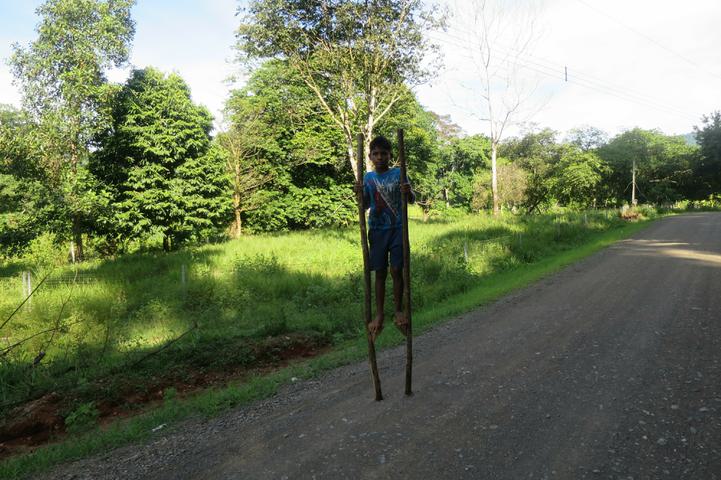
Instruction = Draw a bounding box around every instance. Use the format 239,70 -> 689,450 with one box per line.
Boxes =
355,135 -> 414,341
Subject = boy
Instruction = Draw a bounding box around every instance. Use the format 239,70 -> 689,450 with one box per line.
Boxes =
355,135 -> 414,341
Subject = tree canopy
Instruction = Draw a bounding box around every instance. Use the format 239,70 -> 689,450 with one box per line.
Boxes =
235,0 -> 445,178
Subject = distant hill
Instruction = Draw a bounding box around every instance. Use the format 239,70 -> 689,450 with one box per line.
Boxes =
682,132 -> 697,146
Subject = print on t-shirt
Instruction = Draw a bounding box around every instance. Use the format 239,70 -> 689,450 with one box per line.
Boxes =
364,168 -> 403,230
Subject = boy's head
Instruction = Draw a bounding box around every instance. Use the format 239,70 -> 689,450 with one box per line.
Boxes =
369,135 -> 392,172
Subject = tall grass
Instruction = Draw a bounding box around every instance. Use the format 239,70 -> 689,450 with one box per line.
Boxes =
0,208 -> 638,411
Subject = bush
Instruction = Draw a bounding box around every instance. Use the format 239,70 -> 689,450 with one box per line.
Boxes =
21,233 -> 67,271
64,401 -> 99,434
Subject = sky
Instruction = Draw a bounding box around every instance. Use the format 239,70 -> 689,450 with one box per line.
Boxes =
1,0 -> 720,139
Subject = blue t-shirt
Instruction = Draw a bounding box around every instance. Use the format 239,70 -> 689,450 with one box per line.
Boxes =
364,168 -> 405,230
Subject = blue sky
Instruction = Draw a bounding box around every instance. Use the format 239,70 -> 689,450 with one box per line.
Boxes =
2,0 -> 721,137
1,0 -> 240,126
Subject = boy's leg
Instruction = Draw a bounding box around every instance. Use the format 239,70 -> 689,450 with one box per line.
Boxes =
390,266 -> 408,335
368,229 -> 390,341
388,228 -> 408,335
369,268 -> 387,341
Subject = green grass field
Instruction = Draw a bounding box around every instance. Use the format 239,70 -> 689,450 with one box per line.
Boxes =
0,207 -> 656,477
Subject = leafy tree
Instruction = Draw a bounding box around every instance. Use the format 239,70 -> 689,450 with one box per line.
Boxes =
693,111 -> 721,195
224,60 -> 351,232
598,128 -> 697,205
565,125 -> 608,152
235,0 -> 445,180
92,67 -> 224,250
503,128 -> 561,212
471,162 -> 527,212
441,135 -> 492,209
10,0 -> 136,260
552,146 -> 608,207
0,104 -> 75,255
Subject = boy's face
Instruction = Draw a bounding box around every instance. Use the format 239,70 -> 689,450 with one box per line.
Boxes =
370,147 -> 391,171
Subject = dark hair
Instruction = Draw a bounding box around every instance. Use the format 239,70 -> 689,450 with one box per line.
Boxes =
369,135 -> 392,153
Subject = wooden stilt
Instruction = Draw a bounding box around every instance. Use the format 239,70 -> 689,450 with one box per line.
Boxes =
398,129 -> 413,396
355,134 -> 383,401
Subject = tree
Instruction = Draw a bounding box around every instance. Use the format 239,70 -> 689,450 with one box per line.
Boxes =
552,146 -> 608,207
92,67 -> 223,250
503,128 -> 560,212
565,125 -> 608,152
441,135 -> 491,208
10,0 -> 136,260
598,128 -> 697,205
693,111 -> 721,195
235,0 -> 445,180
454,0 -> 540,215
224,59 -> 351,233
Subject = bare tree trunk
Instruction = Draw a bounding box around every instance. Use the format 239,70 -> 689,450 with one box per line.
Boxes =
363,133 -> 372,173
491,140 -> 500,216
233,163 -> 242,239
233,193 -> 242,239
72,218 -> 84,262
163,235 -> 170,252
347,140 -> 358,180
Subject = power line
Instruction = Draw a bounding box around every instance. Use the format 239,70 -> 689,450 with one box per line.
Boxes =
434,25 -> 698,118
427,28 -> 699,122
574,0 -> 721,83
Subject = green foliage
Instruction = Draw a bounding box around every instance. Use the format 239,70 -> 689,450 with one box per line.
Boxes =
9,0 -> 136,260
92,67 -> 223,249
64,401 -> 100,434
21,232 -> 67,271
503,128 -> 561,212
565,125 -> 609,152
598,128 -> 698,204
236,0 -> 445,177
552,146 -> 608,207
693,111 -> 721,195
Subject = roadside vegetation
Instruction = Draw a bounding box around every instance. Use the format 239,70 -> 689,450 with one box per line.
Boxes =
1,206 -> 660,478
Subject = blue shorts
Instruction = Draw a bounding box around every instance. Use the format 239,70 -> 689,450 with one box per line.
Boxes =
368,227 -> 403,271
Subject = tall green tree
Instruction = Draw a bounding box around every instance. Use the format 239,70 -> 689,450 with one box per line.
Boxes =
598,128 -> 697,205
552,146 -> 608,207
0,105 -> 51,254
693,111 -> 721,196
10,0 -> 136,260
235,0 -> 445,179
93,67 -> 226,250
226,60 -> 356,233
565,125 -> 608,152
503,128 -> 561,212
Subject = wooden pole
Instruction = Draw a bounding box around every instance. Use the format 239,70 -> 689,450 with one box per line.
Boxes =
355,134 -> 383,401
398,129 -> 413,396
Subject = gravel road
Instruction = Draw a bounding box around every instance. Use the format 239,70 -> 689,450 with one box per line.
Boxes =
39,213 -> 721,479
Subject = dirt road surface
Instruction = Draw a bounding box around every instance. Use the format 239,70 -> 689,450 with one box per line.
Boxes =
41,213 -> 721,479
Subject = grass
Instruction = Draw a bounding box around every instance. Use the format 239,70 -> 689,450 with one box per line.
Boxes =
0,207 -> 657,478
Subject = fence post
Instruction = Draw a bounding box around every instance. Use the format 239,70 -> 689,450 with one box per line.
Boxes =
181,264 -> 187,291
463,240 -> 469,263
22,271 -> 33,311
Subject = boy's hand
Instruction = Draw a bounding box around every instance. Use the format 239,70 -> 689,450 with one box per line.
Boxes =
400,182 -> 411,194
353,181 -> 363,195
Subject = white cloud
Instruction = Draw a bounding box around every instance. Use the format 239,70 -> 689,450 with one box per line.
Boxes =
2,0 -> 720,139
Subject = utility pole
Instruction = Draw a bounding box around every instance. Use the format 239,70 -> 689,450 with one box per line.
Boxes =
631,159 -> 637,206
